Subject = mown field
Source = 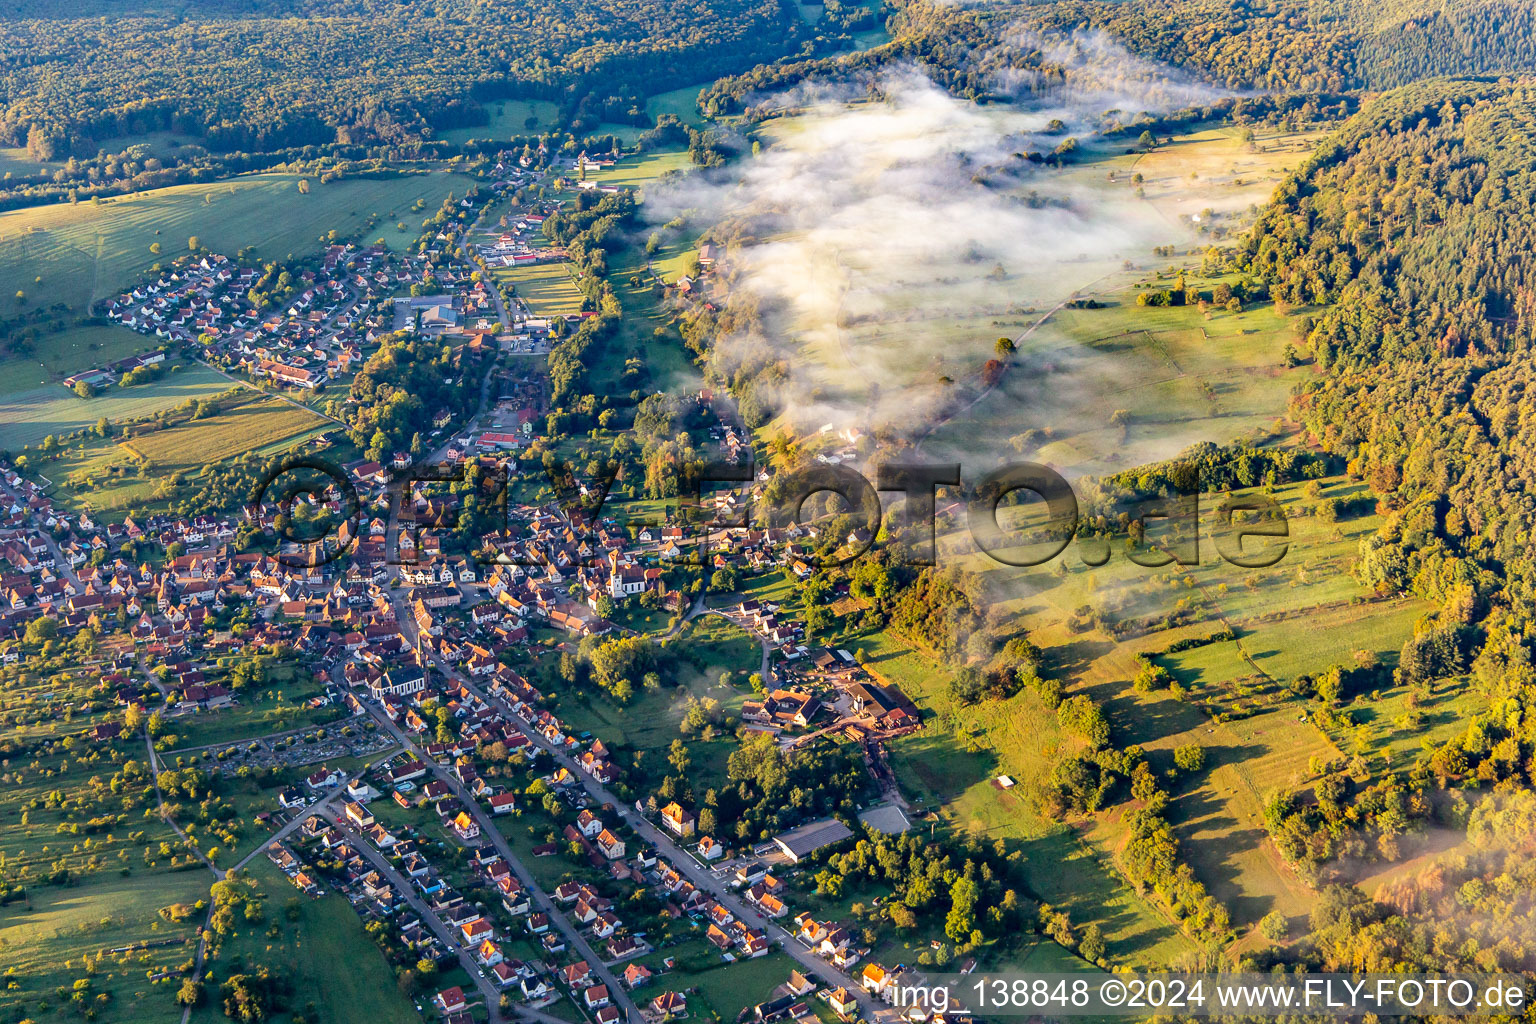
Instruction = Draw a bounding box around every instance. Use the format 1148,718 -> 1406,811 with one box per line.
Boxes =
12,375 -> 334,513
588,148 -> 695,192
495,260 -> 585,317
0,361 -> 232,450
0,169 -> 479,315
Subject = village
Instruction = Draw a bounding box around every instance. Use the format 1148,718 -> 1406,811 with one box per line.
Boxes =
0,393 -> 958,1024
0,126 -> 984,1024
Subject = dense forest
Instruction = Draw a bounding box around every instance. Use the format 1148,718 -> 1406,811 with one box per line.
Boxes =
701,0 -> 1536,117
1251,79 -> 1536,635
1232,78 -> 1536,931
0,0 -> 801,154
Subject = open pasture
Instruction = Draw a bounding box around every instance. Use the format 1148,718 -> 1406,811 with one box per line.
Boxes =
436,99 -> 562,144
0,361 -> 231,450
0,169 -> 478,315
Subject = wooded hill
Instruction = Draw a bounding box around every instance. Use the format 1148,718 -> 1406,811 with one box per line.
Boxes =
1249,77 -> 1536,787
0,0 -> 801,155
702,0 -> 1536,114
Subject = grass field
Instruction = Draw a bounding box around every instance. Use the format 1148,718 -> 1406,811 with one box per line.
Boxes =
161,665 -> 335,752
595,123 -> 648,145
0,361 -> 232,450
847,626 -> 1197,968
1241,600 -> 1425,686
678,951 -> 800,1021
553,667 -> 749,794
437,99 -> 562,144
733,114 -> 1327,460
921,298 -> 1305,478
1096,676 -> 1335,931
190,859 -> 420,1024
937,464 -> 1434,938
588,149 -> 695,192
0,169 -> 479,315
0,323 -> 158,396
645,84 -> 711,127
581,144 -> 702,392
495,260 -> 586,318
0,867 -> 209,1024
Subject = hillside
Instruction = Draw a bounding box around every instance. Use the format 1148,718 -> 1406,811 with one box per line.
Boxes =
704,0 -> 1536,116
0,0 -> 801,153
1234,77 -> 1536,897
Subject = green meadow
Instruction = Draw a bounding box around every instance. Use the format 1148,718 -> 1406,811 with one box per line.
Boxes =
0,361 -> 232,450
0,169 -> 479,315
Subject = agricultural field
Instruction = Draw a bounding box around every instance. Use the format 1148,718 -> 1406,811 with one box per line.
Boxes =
0,169 -> 479,316
118,391 -> 331,470
6,371 -> 334,515
0,360 -> 231,450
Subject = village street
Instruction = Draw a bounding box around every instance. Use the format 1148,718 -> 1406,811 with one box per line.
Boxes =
380,592 -> 885,1019
0,472 -> 83,591
319,805 -> 584,1024
348,678 -> 645,1023
326,806 -> 506,1015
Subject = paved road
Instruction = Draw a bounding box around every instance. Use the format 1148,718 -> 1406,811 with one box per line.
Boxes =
385,593 -> 881,1018
323,805 -> 522,1022
229,788 -> 350,873
353,689 -> 643,1022
463,198 -> 514,331
0,474 -> 84,592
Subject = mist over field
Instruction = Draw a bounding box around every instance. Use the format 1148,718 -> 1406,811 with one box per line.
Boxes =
643,31 -> 1233,459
